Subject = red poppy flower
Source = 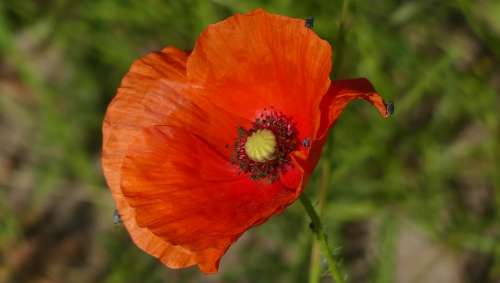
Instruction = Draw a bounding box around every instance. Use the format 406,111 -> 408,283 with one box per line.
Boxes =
102,9 -> 390,273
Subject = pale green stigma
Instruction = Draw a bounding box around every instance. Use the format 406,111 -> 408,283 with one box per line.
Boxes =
244,129 -> 277,162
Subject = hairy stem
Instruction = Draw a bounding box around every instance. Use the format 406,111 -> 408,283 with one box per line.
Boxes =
308,162 -> 330,283
300,193 -> 346,283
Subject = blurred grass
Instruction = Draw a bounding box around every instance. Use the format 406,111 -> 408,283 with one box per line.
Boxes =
0,0 -> 499,282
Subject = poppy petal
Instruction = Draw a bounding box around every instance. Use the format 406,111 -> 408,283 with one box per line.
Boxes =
103,45 -> 258,269
102,47 -> 200,268
187,9 -> 332,141
121,125 -> 303,273
317,77 -> 389,140
103,46 -> 189,195
297,78 -> 390,173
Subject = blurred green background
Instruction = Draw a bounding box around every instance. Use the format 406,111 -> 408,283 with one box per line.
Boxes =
0,0 -> 499,282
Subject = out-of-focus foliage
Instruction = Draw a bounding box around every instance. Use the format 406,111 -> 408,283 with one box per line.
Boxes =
0,0 -> 499,282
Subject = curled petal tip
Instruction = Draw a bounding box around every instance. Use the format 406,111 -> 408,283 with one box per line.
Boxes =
385,101 -> 394,117
366,92 -> 391,119
319,78 -> 392,140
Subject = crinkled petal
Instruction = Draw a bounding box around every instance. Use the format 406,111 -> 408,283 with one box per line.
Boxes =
102,47 -> 199,269
187,9 -> 332,141
121,125 -> 302,273
103,45 -> 304,273
102,46 -> 251,270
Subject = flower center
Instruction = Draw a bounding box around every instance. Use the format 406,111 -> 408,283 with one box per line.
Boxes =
231,110 -> 298,181
244,129 -> 277,162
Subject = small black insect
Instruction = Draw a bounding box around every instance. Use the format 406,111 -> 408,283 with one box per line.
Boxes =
305,16 -> 314,29
386,101 -> 394,116
113,209 -> 122,224
302,138 -> 311,148
309,221 -> 316,231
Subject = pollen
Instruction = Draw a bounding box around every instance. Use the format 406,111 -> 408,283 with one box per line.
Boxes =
244,129 -> 277,162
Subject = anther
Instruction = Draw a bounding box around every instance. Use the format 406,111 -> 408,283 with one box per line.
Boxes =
305,16 -> 314,29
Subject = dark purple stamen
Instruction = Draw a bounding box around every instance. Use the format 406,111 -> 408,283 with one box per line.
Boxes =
232,110 -> 298,181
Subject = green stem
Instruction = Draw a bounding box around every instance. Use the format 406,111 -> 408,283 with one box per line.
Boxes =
308,161 -> 330,283
300,193 -> 346,283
